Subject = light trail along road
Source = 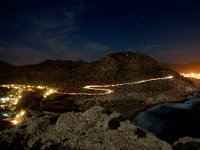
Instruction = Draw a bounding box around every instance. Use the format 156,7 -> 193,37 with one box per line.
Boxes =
58,75 -> 174,96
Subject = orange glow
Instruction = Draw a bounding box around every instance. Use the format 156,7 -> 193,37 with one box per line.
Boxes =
181,73 -> 200,79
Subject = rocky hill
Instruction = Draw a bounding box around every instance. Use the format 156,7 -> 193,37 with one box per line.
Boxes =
0,106 -> 172,150
0,51 -> 196,87
0,51 -> 198,109
0,51 -> 191,85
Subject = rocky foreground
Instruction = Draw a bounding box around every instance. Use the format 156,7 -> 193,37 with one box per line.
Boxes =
1,106 -> 200,150
0,106 -> 172,150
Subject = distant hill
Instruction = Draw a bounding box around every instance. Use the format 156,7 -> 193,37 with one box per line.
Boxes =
0,51 -> 181,86
0,61 -> 14,69
0,61 -> 16,81
164,62 -> 200,73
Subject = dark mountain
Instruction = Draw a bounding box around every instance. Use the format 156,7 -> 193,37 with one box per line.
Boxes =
87,51 -> 177,83
0,61 -> 16,81
0,61 -> 14,70
0,51 -> 176,85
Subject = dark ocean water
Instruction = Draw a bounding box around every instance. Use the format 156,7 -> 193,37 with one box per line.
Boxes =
133,93 -> 200,143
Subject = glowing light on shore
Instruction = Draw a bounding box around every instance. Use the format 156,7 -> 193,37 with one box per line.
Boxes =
10,110 -> 26,125
181,73 -> 200,79
19,110 -> 25,116
13,99 -> 18,105
11,120 -> 18,125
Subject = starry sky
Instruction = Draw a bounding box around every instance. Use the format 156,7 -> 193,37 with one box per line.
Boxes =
0,0 -> 200,65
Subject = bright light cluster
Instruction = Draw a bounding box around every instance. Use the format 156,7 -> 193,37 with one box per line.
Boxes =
10,110 -> 26,125
181,73 -> 200,79
0,84 -> 57,125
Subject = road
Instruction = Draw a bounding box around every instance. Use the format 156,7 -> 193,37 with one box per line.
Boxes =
59,75 -> 174,95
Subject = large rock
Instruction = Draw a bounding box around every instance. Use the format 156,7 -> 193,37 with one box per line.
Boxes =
0,106 -> 172,150
173,137 -> 200,150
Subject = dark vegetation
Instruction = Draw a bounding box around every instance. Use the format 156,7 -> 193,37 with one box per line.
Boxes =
0,120 -> 12,131
0,87 -> 10,97
108,118 -> 120,130
135,128 -> 146,138
40,94 -> 80,112
16,90 -> 44,111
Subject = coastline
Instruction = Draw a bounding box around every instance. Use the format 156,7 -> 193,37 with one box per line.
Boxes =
113,92 -> 200,121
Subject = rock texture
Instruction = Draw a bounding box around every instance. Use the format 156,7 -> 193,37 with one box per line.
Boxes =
173,137 -> 200,150
0,106 -> 172,150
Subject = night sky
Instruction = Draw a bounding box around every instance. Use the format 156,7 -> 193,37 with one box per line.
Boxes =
0,0 -> 200,65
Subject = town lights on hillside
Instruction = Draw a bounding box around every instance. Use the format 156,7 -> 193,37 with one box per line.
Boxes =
37,85 -> 45,89
0,84 -> 59,126
43,88 -> 57,97
181,73 -> 200,79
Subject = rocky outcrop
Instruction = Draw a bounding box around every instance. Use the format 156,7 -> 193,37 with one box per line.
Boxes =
0,106 -> 172,150
173,137 -> 200,150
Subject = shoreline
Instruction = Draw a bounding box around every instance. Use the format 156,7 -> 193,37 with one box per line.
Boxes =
114,92 -> 200,121
132,92 -> 200,144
